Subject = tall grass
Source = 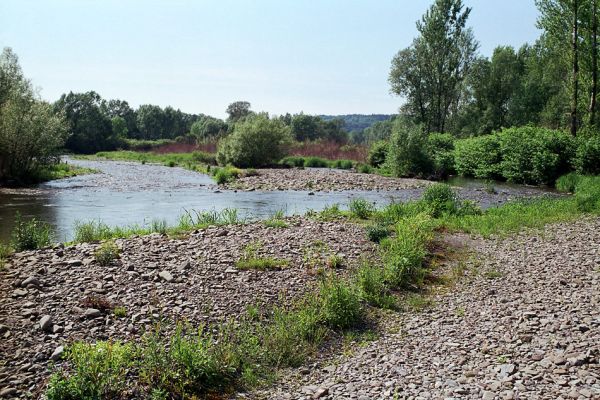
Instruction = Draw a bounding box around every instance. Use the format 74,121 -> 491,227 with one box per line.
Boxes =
11,213 -> 53,251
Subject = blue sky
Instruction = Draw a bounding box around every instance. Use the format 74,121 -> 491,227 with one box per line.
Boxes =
1,0 -> 541,118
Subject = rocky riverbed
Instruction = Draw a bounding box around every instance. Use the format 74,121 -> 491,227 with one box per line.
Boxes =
253,218 -> 600,400
0,218 -> 376,398
223,168 -> 432,192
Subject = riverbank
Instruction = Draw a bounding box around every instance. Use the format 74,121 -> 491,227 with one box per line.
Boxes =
0,163 -> 96,189
260,218 -> 600,399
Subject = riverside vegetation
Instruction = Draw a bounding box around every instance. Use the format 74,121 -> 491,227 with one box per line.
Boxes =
1,175 -> 598,398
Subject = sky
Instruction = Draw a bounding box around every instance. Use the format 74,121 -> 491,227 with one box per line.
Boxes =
0,0 -> 541,119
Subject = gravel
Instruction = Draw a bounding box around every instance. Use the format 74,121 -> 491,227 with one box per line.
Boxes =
223,168 -> 432,192
0,218 -> 376,398
250,218 -> 600,400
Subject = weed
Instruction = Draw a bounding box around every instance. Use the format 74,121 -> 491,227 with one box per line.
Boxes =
404,293 -> 434,312
113,307 -> 127,318
484,269 -> 503,280
94,241 -> 119,266
235,241 -> 288,270
318,274 -> 363,329
11,213 -> 52,251
150,219 -> 168,235
326,253 -> 345,269
421,183 -> 459,217
349,198 -> 374,219
366,223 -> 389,243
46,341 -> 134,400
355,262 -> 396,309
317,204 -> 344,221
455,307 -> 466,317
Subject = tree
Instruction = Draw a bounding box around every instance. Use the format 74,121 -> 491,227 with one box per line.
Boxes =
0,48 -> 68,181
216,114 -> 291,167
136,104 -> 166,140
111,116 -> 128,139
190,116 -> 228,141
291,113 -> 321,141
54,91 -> 113,154
389,0 -> 478,134
226,101 -> 252,123
101,99 -> 137,136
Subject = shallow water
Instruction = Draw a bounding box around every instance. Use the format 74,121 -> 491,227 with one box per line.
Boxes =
0,159 -> 556,242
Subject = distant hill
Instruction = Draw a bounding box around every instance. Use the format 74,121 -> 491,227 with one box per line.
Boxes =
320,114 -> 393,133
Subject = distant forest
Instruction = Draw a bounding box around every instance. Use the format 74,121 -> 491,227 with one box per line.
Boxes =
320,114 -> 393,133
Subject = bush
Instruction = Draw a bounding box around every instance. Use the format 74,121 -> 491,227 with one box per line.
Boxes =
356,163 -> 373,174
331,159 -> 354,169
574,135 -> 600,175
355,263 -> 396,309
366,223 -> 389,243
367,141 -> 389,168
213,168 -> 233,185
455,126 -> 575,185
574,176 -> 600,212
421,183 -> 460,217
318,275 -> 362,329
11,213 -> 52,251
349,198 -> 374,219
454,134 -> 502,179
216,114 -> 291,167
46,341 -> 134,400
556,172 -> 581,193
427,133 -> 455,178
94,241 -> 119,266
387,120 -> 432,178
304,156 -> 329,168
280,156 -> 305,168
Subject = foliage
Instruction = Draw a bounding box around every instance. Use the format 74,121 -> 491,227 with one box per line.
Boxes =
421,183 -> 460,217
226,101 -> 252,123
303,156 -> 329,168
46,341 -> 134,400
217,114 -> 292,167
94,241 -> 120,266
0,47 -> 69,183
367,141 -> 389,168
355,262 -> 396,309
387,119 -> 432,177
427,132 -> 455,178
455,126 -> 575,184
349,198 -> 374,219
556,172 -> 581,192
366,223 -> 390,243
317,274 -> 363,329
190,116 -> 228,141
11,213 -> 52,251
235,241 -> 288,270
574,135 -> 600,174
389,0 -> 477,134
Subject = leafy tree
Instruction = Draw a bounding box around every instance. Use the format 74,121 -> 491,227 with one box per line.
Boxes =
190,116 -> 228,141
136,104 -> 166,140
390,0 -> 478,134
0,47 -> 68,181
291,113 -> 321,141
226,101 -> 252,123
54,91 -> 114,154
101,99 -> 137,136
217,114 -> 291,167
111,116 -> 128,139
387,119 -> 432,177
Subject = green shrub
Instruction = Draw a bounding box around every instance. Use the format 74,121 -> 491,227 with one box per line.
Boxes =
421,183 -> 460,217
574,135 -> 600,175
304,156 -> 329,168
317,275 -> 362,329
427,133 -> 455,178
46,341 -> 134,400
11,213 -> 52,251
216,114 -> 291,167
349,198 -> 374,219
94,241 -> 119,266
454,134 -> 502,179
355,263 -> 396,309
387,120 -> 432,177
556,172 -> 581,193
356,163 -> 373,174
366,223 -> 389,243
191,151 -> 217,165
279,156 -> 305,168
213,168 -> 233,184
166,161 -> 176,167
74,221 -> 113,242
367,140 -> 389,168
332,159 -> 354,169
574,175 -> 600,212
381,214 -> 434,288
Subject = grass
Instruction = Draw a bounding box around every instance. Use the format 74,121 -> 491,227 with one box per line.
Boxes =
11,213 -> 53,251
31,163 -> 97,182
94,241 -> 120,266
72,208 -> 243,243
349,198 -> 374,219
0,243 -> 12,269
235,241 -> 289,270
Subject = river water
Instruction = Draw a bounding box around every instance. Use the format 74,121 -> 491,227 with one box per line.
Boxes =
0,159 -> 556,242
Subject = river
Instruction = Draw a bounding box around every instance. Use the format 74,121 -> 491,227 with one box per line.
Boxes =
0,158 -> 556,242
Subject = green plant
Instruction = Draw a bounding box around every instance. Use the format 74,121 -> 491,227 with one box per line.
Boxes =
326,253 -> 345,269
318,274 -> 363,329
331,159 -> 354,169
216,114 -> 291,167
73,220 -> 113,242
355,263 -> 396,309
46,341 -> 134,400
366,223 -> 389,243
0,243 -> 12,269
317,204 -> 344,221
304,156 -> 330,168
556,172 -> 581,193
349,198 -> 374,219
113,306 -> 127,318
94,241 -> 119,266
574,135 -> 600,175
235,241 -> 288,270
279,156 -> 306,168
150,219 -> 168,234
367,140 -> 389,168
11,213 -> 52,251
387,120 -> 432,177
421,183 -> 459,217
356,163 -> 373,174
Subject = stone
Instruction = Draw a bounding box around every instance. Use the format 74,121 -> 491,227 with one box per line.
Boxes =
159,270 -> 173,282
39,315 -> 53,332
313,387 -> 329,399
84,308 -> 102,319
50,345 -> 64,361
21,276 -> 41,288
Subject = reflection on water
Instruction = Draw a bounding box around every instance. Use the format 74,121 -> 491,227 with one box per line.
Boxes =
0,158 -> 557,243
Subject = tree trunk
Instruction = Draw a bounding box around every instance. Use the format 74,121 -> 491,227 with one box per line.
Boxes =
572,0 -> 579,136
590,0 -> 598,126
